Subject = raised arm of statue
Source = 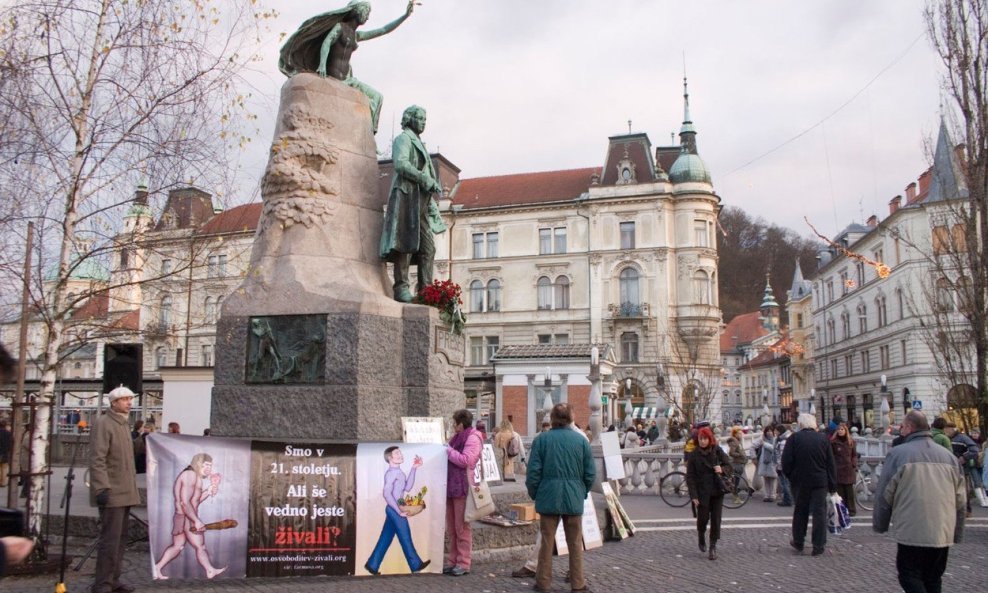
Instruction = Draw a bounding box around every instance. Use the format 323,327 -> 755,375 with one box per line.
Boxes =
358,0 -> 415,41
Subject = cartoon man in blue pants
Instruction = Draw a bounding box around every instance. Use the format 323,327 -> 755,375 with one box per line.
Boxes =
364,446 -> 430,574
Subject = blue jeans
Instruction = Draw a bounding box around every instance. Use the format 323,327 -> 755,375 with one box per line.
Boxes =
777,470 -> 793,505
366,506 -> 425,572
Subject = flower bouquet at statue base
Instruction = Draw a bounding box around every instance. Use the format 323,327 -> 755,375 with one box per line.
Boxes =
417,279 -> 466,335
398,486 -> 428,516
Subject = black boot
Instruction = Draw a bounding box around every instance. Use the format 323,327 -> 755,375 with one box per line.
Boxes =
698,531 -> 706,553
708,541 -> 717,560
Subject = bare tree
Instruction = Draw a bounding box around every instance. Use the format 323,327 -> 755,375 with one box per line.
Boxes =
658,332 -> 723,432
0,0 -> 272,535
924,0 -> 988,435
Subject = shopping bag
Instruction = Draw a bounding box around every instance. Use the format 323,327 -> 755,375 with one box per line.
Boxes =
465,460 -> 496,521
827,493 -> 851,534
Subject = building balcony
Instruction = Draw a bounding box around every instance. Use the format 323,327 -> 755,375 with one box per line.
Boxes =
609,301 -> 649,319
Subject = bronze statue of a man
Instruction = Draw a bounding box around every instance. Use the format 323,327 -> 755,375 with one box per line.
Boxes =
379,105 -> 447,303
278,1 -> 415,134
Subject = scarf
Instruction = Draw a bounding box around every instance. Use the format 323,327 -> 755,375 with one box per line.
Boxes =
447,426 -> 477,498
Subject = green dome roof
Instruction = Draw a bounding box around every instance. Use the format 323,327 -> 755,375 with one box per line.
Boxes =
669,152 -> 711,184
45,255 -> 110,282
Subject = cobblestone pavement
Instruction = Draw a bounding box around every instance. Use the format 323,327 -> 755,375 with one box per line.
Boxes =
7,503 -> 987,593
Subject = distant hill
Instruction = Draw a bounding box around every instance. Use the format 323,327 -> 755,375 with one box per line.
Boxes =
717,205 -> 821,324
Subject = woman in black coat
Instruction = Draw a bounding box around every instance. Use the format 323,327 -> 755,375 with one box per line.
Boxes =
686,426 -> 732,560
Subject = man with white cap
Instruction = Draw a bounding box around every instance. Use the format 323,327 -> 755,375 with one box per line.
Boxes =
89,385 -> 141,593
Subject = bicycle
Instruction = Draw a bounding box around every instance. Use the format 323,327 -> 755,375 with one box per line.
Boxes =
659,471 -> 752,509
853,467 -> 875,511
722,474 -> 752,509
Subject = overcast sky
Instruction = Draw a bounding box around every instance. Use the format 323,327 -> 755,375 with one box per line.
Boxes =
238,0 -> 945,239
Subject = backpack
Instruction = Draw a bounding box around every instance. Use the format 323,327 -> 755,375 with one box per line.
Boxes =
507,433 -> 521,458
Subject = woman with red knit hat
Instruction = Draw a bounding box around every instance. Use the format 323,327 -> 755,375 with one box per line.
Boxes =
686,426 -> 732,560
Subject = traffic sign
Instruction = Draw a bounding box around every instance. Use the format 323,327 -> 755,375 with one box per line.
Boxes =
912,400 -> 922,410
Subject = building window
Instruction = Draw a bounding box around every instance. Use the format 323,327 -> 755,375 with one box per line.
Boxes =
487,232 -> 499,258
470,280 -> 484,313
860,350 -> 870,374
473,234 -> 484,259
207,254 -> 227,278
540,226 -> 567,254
693,270 -> 711,304
619,267 -> 640,307
554,276 -> 570,310
486,279 -> 501,312
830,359 -> 838,379
620,221 -> 635,249
879,344 -> 890,370
201,344 -> 213,367
796,313 -> 803,328
857,304 -> 868,333
876,296 -> 887,327
621,332 -> 639,363
159,295 -> 172,326
120,249 -> 129,269
826,318 -> 836,345
694,219 -> 709,247
204,296 -> 216,323
951,224 -> 967,252
472,232 -> 498,259
469,336 -> 499,366
538,333 -> 569,345
856,262 -> 865,287
840,311 -> 850,340
537,276 -> 552,310
900,339 -> 907,365
840,270 -> 849,295
539,229 -> 552,254
897,289 -> 904,320
873,248 -> 884,265
935,278 -> 954,313
826,281 -> 834,303
155,346 -> 168,369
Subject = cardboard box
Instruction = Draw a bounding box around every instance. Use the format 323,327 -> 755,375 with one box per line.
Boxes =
511,502 -> 537,521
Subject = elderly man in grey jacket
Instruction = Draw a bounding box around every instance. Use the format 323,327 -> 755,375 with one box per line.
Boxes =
873,411 -> 966,593
90,386 -> 142,593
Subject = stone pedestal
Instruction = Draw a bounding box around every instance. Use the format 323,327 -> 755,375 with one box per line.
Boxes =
210,74 -> 464,440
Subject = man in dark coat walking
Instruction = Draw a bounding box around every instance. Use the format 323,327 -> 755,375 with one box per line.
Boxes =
782,413 -> 837,556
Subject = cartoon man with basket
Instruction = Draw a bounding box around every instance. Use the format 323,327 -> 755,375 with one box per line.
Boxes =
364,446 -> 431,574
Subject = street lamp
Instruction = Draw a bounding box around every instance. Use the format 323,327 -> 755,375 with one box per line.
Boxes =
587,346 -> 602,443
624,378 -> 634,428
879,374 -> 890,436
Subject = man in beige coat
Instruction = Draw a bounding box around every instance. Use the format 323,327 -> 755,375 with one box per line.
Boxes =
89,386 -> 141,593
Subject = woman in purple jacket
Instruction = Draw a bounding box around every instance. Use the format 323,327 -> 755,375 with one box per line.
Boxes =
444,409 -> 483,576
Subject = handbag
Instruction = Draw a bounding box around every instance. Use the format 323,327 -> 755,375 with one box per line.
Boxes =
717,471 -> 735,495
464,458 -> 496,521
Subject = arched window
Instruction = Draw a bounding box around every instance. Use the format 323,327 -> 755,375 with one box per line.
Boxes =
486,279 -> 501,312
957,276 -> 972,313
692,270 -> 710,304
470,280 -> 484,313
896,288 -> 905,320
876,296 -> 888,327
159,295 -> 172,326
621,332 -> 639,363
537,276 -> 552,310
857,304 -> 868,333
840,311 -> 850,339
204,296 -> 216,324
554,276 -> 570,310
155,346 -> 168,369
619,268 -> 640,307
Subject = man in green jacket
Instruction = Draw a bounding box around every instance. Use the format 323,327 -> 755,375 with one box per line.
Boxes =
526,403 -> 595,593
931,417 -> 953,450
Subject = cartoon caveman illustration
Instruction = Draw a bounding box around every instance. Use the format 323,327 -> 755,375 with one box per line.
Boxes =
364,446 -> 430,574
153,453 -> 230,579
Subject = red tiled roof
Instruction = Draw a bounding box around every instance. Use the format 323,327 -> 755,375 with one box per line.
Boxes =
198,203 -> 261,235
70,291 -> 108,321
720,311 -> 769,353
111,309 -> 140,331
451,167 -> 600,210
